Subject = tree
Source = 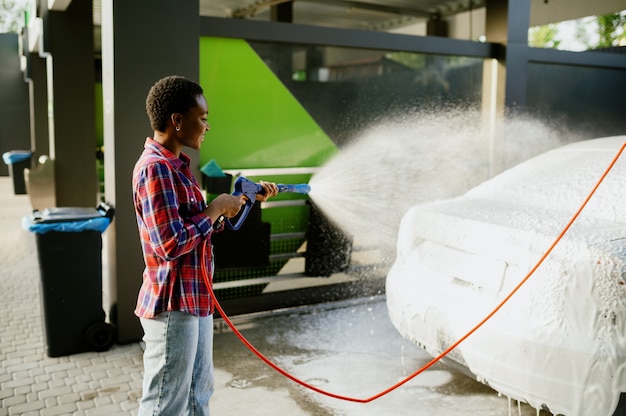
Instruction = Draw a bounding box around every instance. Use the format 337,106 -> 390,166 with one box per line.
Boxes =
530,10 -> 626,51
0,0 -> 27,34
528,23 -> 561,49
596,11 -> 626,48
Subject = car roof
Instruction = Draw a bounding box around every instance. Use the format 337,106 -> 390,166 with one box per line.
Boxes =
465,136 -> 626,224
403,136 -> 626,258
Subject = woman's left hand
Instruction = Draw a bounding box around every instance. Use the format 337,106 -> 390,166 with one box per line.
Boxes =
256,181 -> 279,201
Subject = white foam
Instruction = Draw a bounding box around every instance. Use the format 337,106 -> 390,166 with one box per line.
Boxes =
386,136 -> 626,416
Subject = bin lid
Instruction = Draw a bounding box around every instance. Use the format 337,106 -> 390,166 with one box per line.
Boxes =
3,150 -> 33,165
32,207 -> 103,223
22,202 -> 115,234
200,159 -> 227,178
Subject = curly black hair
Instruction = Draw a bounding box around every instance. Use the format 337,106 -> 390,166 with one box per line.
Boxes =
145,75 -> 204,132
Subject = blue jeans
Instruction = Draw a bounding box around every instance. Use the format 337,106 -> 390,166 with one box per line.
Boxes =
138,311 -> 214,416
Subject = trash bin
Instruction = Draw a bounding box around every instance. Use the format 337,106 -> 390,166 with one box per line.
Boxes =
200,159 -> 232,194
23,202 -> 116,357
3,150 -> 33,195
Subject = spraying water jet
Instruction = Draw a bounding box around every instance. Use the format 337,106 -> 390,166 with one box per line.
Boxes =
308,108 -> 572,255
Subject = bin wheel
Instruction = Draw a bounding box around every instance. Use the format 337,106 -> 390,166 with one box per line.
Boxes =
85,321 -> 116,352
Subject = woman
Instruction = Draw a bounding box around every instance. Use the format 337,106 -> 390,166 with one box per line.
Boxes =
133,75 -> 277,415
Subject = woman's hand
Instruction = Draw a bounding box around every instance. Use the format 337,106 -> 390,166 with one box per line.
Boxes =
256,181 -> 279,202
203,193 -> 245,223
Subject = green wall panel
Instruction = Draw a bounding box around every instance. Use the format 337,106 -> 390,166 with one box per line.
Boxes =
199,36 -> 337,170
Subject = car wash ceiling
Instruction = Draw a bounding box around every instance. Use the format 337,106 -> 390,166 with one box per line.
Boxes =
90,0 -> 625,53
201,0 -> 486,32
199,0 -> 626,31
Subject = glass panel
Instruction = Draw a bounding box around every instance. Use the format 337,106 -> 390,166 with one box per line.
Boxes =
528,62 -> 626,137
248,41 -> 484,146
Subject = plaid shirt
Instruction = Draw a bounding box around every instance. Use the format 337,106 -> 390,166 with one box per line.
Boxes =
133,138 -> 216,318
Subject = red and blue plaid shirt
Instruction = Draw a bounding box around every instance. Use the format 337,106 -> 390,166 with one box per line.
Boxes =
133,138 -> 216,318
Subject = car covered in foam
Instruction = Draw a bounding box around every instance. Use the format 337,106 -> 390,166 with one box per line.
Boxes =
386,136 -> 626,416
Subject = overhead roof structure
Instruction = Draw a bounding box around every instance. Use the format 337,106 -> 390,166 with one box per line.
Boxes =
202,0 -> 485,32
90,0 -> 625,52
200,0 -> 626,33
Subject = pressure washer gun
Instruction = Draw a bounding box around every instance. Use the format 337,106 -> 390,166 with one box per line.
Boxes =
220,176 -> 311,231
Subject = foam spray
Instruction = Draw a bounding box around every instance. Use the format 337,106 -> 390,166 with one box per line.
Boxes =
308,108 -> 572,260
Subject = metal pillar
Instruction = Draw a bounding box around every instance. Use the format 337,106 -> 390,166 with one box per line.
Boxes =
40,0 -> 97,207
0,34 -> 31,177
270,1 -> 293,22
101,0 -> 201,343
482,0 -> 530,176
483,0 -> 530,112
504,0 -> 530,108
27,55 -> 50,161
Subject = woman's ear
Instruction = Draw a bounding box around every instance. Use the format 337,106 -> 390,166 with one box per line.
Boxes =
171,113 -> 182,131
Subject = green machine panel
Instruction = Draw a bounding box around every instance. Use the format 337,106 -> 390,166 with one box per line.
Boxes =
199,36 -> 337,169
198,37 -> 347,299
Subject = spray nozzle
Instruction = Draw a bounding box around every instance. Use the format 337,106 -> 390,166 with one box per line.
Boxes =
220,176 -> 310,231
277,183 -> 311,194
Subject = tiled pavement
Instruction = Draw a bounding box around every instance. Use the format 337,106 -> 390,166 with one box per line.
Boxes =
0,178 -> 144,416
0,175 -> 359,416
0,175 -> 367,416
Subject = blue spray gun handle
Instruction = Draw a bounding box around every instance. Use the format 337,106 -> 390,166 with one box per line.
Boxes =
222,176 -> 311,231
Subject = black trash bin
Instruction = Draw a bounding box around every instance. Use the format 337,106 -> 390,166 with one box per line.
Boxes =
3,150 -> 33,195
23,202 -> 116,357
200,159 -> 232,194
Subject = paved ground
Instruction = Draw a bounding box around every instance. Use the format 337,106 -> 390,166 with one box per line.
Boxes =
0,177 -> 545,416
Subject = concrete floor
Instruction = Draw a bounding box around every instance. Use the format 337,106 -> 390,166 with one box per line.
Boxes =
0,176 -> 544,415
211,298 -> 545,416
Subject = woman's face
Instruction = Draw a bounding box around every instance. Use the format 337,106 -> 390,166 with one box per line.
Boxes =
179,94 -> 210,150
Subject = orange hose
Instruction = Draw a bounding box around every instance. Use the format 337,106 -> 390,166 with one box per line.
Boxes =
205,139 -> 626,403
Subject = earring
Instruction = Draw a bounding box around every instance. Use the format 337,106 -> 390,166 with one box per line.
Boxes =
176,126 -> 180,131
